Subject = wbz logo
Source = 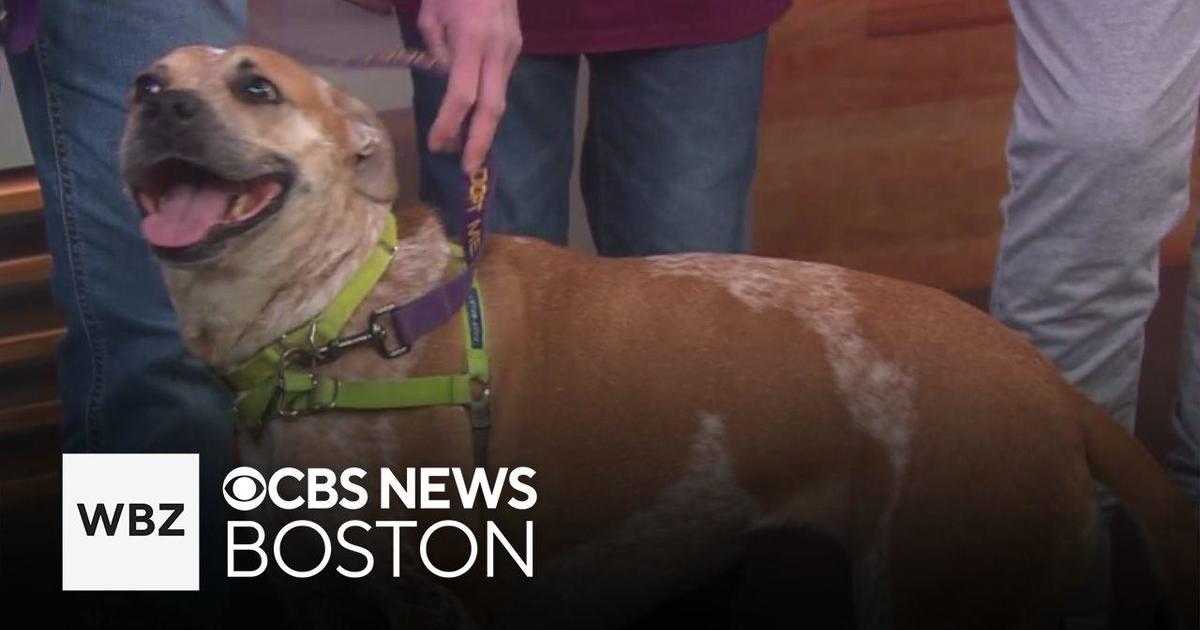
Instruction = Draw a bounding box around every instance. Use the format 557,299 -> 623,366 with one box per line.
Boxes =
76,501 -> 186,537
62,454 -> 199,591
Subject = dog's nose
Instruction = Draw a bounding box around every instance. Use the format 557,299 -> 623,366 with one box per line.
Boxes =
140,89 -> 203,125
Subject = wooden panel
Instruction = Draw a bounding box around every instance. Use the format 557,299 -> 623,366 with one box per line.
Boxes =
0,401 -> 60,439
0,359 -> 57,410
0,254 -> 51,287
0,329 -> 62,364
867,0 -> 1011,37
0,284 -> 59,338
0,472 -> 58,507
756,0 -> 1016,288
0,410 -> 58,482
756,94 -> 1011,288
755,0 -> 1198,290
763,4 -> 1017,120
0,169 -> 42,217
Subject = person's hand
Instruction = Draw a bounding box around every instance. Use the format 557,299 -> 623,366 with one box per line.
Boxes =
418,0 -> 522,173
343,0 -> 396,13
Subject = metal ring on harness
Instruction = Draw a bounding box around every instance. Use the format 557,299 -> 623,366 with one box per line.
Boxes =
367,304 -> 410,358
468,381 -> 492,431
275,346 -> 322,418
275,374 -> 318,418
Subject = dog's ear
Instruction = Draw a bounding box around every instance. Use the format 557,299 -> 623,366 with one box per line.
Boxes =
331,88 -> 397,203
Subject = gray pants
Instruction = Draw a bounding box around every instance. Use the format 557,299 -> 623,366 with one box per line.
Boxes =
992,0 -> 1200,623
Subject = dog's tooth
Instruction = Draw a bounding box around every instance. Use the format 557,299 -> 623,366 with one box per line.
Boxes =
228,193 -> 249,218
139,192 -> 158,214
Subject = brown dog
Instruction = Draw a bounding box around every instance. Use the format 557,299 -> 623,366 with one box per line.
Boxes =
119,45 -> 1198,629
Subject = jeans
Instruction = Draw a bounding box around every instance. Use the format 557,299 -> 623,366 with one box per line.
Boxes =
6,1 -> 244,627
401,18 -> 767,256
992,0 -> 1200,625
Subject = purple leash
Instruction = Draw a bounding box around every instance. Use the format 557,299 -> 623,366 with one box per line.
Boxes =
1,0 -> 39,54
370,163 -> 492,356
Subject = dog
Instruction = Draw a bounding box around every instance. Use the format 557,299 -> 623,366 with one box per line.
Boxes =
119,45 -> 1198,629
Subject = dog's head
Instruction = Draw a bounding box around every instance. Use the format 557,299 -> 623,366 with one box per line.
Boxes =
119,45 -> 396,265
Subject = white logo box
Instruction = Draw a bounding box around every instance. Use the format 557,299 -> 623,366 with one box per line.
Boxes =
62,453 -> 199,591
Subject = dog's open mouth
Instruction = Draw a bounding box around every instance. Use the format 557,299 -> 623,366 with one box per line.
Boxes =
133,159 -> 293,261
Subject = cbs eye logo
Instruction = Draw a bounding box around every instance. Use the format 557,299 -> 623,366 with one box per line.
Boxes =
223,467 -> 267,511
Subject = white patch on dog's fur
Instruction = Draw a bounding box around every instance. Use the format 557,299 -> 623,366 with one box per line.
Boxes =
293,115 -> 338,154
391,215 -> 452,283
646,255 -> 914,465
204,46 -> 227,58
647,253 -> 916,628
528,413 -> 758,628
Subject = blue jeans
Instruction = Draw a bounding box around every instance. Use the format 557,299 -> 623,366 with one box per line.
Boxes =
6,1 -> 244,626
402,19 -> 767,256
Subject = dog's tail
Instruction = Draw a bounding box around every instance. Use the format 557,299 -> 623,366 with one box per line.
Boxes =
1079,401 -> 1199,629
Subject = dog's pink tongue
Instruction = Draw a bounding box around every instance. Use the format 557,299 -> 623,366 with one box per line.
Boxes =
141,183 -> 230,248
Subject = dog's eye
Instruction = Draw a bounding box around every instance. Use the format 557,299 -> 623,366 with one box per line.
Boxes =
240,76 -> 281,104
134,74 -> 164,101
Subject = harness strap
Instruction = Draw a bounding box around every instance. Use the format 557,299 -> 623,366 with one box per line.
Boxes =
225,213 -> 399,392
222,155 -> 494,470
233,282 -> 492,470
462,285 -> 492,470
235,374 -> 471,426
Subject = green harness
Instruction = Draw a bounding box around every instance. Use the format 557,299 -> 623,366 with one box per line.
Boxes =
224,212 -> 492,464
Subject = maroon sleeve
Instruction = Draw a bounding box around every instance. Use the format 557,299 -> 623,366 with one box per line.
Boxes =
393,0 -> 792,55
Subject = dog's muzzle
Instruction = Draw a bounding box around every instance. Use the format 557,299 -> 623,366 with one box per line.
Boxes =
122,89 -> 295,265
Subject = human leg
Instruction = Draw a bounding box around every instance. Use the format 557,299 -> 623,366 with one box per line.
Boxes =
580,32 -> 768,256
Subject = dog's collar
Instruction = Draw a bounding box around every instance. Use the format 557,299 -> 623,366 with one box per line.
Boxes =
219,157 -> 492,470
229,272 -> 491,440
221,162 -> 496,470
223,218 -> 493,467
225,163 -> 491,397
223,211 -> 401,394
